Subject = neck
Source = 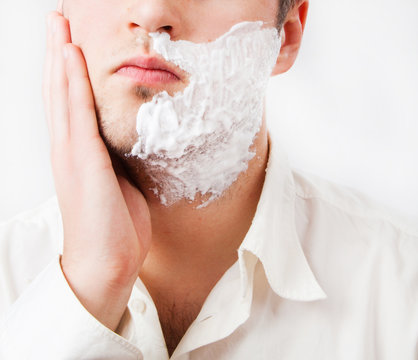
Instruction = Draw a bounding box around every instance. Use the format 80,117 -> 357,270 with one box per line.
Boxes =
119,118 -> 269,293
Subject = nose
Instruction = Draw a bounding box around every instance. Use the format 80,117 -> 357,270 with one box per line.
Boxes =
127,0 -> 181,38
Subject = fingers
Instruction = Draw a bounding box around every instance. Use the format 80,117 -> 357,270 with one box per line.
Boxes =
44,10 -> 101,147
50,13 -> 72,147
43,11 -> 72,151
44,10 -> 109,177
63,44 -> 102,145
57,0 -> 64,13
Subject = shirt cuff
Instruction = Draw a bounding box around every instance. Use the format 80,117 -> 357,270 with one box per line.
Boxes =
0,254 -> 143,360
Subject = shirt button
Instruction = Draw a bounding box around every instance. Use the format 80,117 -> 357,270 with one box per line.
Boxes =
131,299 -> 146,314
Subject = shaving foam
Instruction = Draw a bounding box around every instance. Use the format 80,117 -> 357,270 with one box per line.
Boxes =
130,21 -> 281,207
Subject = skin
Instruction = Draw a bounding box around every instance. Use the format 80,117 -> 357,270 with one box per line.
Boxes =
44,0 -> 308,345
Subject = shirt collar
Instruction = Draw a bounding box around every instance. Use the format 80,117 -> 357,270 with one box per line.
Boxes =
238,134 -> 327,302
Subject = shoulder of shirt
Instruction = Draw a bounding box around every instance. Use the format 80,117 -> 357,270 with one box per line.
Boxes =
0,196 -> 61,229
0,196 -> 63,256
291,168 -> 418,239
0,197 -> 65,313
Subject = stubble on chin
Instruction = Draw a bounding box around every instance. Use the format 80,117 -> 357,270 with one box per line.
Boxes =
94,86 -> 156,157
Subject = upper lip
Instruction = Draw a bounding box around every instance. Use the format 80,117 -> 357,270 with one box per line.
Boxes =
116,56 -> 182,80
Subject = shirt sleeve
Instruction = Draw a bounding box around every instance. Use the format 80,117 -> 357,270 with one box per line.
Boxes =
0,254 -> 143,360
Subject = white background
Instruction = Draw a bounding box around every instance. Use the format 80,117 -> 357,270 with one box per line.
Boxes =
0,0 -> 417,222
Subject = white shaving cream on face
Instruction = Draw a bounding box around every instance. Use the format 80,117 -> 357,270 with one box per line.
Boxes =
130,21 -> 281,207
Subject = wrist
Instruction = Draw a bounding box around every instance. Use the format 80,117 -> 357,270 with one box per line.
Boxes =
60,255 -> 136,331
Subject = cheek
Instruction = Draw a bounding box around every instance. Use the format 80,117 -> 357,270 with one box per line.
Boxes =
186,2 -> 278,42
68,21 -> 117,86
67,1 -> 121,57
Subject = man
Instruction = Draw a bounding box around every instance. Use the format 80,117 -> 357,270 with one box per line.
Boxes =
0,0 -> 417,359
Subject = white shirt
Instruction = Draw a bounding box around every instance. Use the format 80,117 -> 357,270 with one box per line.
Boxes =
0,138 -> 417,360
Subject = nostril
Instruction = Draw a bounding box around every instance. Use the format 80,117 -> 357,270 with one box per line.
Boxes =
162,25 -> 172,32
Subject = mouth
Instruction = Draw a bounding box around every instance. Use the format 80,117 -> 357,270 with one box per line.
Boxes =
115,56 -> 183,86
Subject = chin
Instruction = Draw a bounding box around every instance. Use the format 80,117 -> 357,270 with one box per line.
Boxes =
95,104 -> 139,157
91,80 -> 158,157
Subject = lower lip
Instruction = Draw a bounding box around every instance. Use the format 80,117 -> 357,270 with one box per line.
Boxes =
116,66 -> 179,85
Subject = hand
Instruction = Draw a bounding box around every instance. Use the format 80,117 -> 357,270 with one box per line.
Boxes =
43,11 -> 152,332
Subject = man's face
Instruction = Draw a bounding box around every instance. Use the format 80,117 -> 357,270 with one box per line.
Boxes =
63,0 -> 279,156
